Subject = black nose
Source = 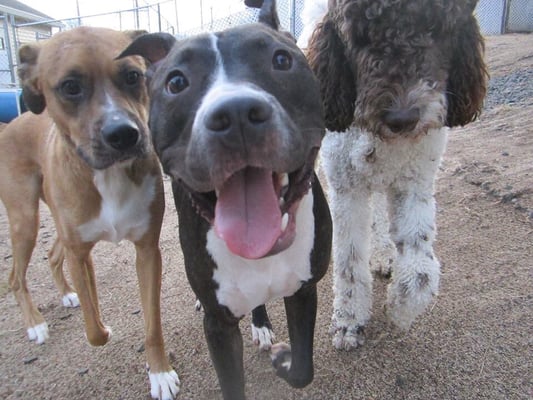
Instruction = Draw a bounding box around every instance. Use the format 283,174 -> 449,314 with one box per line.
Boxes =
205,96 -> 273,136
383,108 -> 420,133
101,117 -> 139,150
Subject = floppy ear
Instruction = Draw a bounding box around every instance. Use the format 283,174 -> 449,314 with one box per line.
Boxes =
446,13 -> 488,127
118,32 -> 176,66
18,43 -> 46,114
307,14 -> 356,132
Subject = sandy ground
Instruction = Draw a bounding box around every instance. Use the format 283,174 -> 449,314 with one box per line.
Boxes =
0,34 -> 531,400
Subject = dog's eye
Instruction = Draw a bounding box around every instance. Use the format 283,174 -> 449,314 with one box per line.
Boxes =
166,71 -> 189,94
272,50 -> 292,71
125,70 -> 141,86
60,79 -> 83,98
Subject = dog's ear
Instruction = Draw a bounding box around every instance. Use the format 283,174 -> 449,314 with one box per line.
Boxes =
445,13 -> 488,127
18,43 -> 46,114
245,0 -> 280,31
244,0 -> 264,7
307,15 -> 356,132
118,32 -> 176,66
258,0 -> 280,30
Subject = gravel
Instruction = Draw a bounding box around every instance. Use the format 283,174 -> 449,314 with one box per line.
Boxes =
484,68 -> 533,109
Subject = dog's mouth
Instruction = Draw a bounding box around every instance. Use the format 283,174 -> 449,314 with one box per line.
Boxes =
184,148 -> 318,259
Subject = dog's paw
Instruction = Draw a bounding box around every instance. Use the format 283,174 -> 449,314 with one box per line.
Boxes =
271,342 -> 313,388
62,292 -> 80,307
386,253 -> 440,330
148,369 -> 180,400
370,255 -> 393,277
386,284 -> 437,330
330,325 -> 365,351
270,342 -> 291,372
370,241 -> 396,277
251,323 -> 275,351
85,325 -> 112,346
194,299 -> 203,312
27,322 -> 49,344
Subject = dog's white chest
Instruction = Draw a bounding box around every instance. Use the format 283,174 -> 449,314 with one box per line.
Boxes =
206,192 -> 315,318
78,166 -> 156,243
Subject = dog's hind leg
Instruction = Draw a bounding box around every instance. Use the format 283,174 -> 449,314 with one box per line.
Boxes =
64,248 -> 112,346
370,192 -> 397,277
47,238 -> 79,308
3,175 -> 49,344
251,304 -> 275,351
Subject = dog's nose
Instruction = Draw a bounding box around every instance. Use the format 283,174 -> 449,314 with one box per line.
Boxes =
101,117 -> 139,150
383,108 -> 420,133
205,96 -> 273,135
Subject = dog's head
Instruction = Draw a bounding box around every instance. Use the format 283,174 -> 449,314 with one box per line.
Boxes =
18,27 -> 151,169
119,0 -> 325,259
307,0 -> 488,139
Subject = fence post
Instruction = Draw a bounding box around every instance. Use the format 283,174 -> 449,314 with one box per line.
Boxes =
289,0 -> 296,36
8,15 -> 17,85
1,15 -> 15,85
501,0 -> 509,34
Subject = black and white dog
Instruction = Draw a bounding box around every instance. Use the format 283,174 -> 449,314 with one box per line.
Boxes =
119,1 -> 331,398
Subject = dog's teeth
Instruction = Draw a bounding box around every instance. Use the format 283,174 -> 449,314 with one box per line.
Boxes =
281,213 -> 289,231
279,197 -> 285,207
280,173 -> 289,188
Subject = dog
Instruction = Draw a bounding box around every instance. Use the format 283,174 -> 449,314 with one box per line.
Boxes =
118,0 -> 331,398
302,0 -> 488,349
0,27 -> 179,399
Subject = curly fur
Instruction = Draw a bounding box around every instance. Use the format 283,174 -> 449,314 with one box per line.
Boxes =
301,0 -> 488,350
307,0 -> 487,134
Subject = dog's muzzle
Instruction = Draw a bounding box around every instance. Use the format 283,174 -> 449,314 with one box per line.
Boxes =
101,114 -> 140,151
184,147 -> 318,260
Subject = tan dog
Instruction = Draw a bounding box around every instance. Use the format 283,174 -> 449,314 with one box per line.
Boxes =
0,27 -> 179,400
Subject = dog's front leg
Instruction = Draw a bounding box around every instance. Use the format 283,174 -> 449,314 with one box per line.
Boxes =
271,284 -> 317,388
65,246 -> 111,346
386,183 -> 441,330
134,240 -> 180,400
329,187 -> 373,350
203,311 -> 245,400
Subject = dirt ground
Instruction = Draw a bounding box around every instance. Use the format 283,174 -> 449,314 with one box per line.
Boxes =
0,34 -> 531,400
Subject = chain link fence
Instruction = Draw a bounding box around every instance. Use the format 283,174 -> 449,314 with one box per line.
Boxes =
1,0 -> 531,113
476,0 -> 533,34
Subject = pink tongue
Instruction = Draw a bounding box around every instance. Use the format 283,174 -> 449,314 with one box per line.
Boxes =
215,168 -> 282,259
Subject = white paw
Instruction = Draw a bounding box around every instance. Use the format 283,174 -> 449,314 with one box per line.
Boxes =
148,370 -> 180,400
194,299 -> 202,312
62,292 -> 80,307
251,324 -> 275,351
330,326 -> 365,351
104,325 -> 113,341
386,254 -> 440,330
28,322 -> 49,344
270,342 -> 291,371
